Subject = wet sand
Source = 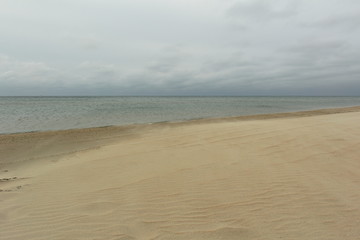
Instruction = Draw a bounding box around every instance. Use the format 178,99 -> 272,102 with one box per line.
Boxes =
1,106 -> 360,239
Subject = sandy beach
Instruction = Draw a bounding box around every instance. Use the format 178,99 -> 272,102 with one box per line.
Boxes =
1,106 -> 360,240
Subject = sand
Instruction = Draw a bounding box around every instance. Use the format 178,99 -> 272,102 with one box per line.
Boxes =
1,106 -> 360,240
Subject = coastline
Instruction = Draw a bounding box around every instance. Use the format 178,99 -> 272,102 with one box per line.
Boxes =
1,106 -> 359,168
2,96 -> 360,135
1,106 -> 360,239
2,105 -> 360,136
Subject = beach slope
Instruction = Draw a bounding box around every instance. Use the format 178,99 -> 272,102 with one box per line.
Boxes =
1,107 -> 360,239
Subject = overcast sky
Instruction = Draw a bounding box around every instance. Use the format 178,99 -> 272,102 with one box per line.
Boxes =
1,0 -> 360,96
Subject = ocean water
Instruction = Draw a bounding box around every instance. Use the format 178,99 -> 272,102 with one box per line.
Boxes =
1,96 -> 360,134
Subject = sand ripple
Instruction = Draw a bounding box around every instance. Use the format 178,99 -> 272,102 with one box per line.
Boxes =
1,107 -> 360,239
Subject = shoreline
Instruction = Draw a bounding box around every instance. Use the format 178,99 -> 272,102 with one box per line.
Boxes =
1,105 -> 360,169
1,105 -> 360,137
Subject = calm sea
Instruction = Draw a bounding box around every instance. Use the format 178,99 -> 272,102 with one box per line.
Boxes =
1,96 -> 360,134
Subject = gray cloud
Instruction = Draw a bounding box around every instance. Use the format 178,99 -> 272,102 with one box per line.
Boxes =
303,14 -> 360,31
1,0 -> 360,96
227,0 -> 298,22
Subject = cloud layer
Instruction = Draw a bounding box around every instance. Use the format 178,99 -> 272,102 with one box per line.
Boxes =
1,0 -> 360,96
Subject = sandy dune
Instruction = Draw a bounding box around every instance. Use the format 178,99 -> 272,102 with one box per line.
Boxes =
1,107 -> 360,239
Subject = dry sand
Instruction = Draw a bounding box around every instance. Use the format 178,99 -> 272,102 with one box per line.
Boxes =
1,106 -> 360,240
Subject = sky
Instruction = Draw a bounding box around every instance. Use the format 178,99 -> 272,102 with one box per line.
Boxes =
1,0 -> 360,96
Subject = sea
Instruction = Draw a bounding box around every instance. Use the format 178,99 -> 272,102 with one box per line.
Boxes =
1,96 -> 360,134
